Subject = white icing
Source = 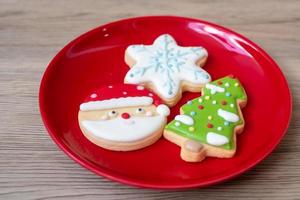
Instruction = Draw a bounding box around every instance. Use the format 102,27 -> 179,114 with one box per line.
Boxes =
125,34 -> 210,99
108,111 -> 118,117
135,108 -> 145,114
81,115 -> 165,142
175,114 -> 194,125
206,83 -> 225,94
80,96 -> 153,111
206,132 -> 229,146
156,104 -> 170,116
217,109 -> 240,122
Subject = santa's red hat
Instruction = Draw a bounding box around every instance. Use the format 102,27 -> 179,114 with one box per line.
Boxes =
80,84 -> 169,116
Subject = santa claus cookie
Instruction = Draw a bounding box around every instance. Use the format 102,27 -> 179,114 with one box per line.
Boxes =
78,84 -> 170,151
164,76 -> 247,162
124,34 -> 211,106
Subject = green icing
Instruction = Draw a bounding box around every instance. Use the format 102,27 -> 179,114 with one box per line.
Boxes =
165,76 -> 247,150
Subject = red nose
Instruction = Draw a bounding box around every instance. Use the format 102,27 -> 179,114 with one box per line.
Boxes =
121,112 -> 130,119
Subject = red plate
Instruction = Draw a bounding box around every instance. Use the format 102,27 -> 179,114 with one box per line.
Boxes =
39,16 -> 292,189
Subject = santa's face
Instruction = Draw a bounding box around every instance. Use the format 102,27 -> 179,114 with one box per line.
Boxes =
78,105 -> 168,142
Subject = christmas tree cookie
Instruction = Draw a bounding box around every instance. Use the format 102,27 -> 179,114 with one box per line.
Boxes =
163,76 -> 247,162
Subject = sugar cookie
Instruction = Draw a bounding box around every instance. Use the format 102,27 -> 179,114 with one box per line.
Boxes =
124,34 -> 211,106
78,84 -> 170,151
164,76 -> 247,162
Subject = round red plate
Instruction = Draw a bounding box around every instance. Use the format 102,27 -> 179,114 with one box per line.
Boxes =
39,16 -> 292,189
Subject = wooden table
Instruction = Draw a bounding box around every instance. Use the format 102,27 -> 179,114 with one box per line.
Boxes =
1,0 -> 299,199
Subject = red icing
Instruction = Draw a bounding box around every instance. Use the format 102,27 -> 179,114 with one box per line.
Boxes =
198,105 -> 204,110
82,84 -> 163,106
207,123 -> 213,128
121,112 -> 131,119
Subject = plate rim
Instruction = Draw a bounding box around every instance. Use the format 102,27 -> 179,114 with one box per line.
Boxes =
39,15 -> 292,189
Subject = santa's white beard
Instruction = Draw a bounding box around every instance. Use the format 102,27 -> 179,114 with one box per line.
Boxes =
81,115 -> 165,142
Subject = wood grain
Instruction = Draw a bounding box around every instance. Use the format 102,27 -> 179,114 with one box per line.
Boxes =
0,0 -> 299,199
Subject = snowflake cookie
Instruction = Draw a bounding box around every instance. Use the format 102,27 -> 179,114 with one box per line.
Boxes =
124,34 -> 211,106
163,75 -> 247,162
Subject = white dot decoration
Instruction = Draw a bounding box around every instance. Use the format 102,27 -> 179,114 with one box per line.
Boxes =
123,91 -> 127,95
90,93 -> 97,98
205,96 -> 210,100
198,98 -> 203,103
212,100 -> 217,104
175,122 -> 180,127
137,85 -> 145,90
225,82 -> 230,87
108,85 -> 113,88
230,103 -> 234,108
217,126 -> 222,131
234,83 -> 239,87
148,93 -> 153,97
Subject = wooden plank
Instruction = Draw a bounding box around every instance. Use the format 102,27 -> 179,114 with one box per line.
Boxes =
0,0 -> 299,199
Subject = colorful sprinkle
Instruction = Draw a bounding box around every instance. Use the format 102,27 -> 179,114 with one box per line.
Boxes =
188,127 -> 195,132
175,122 -> 180,127
225,92 -> 231,97
187,100 -> 192,105
208,115 -> 213,120
207,123 -> 213,128
205,96 -> 210,100
234,82 -> 239,87
198,105 -> 204,110
212,100 -> 217,105
198,98 -> 203,103
230,103 -> 234,108
224,82 -> 230,87
224,121 -> 229,126
217,126 -> 223,131
217,81 -> 222,85
190,111 -> 196,116
221,100 -> 227,105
